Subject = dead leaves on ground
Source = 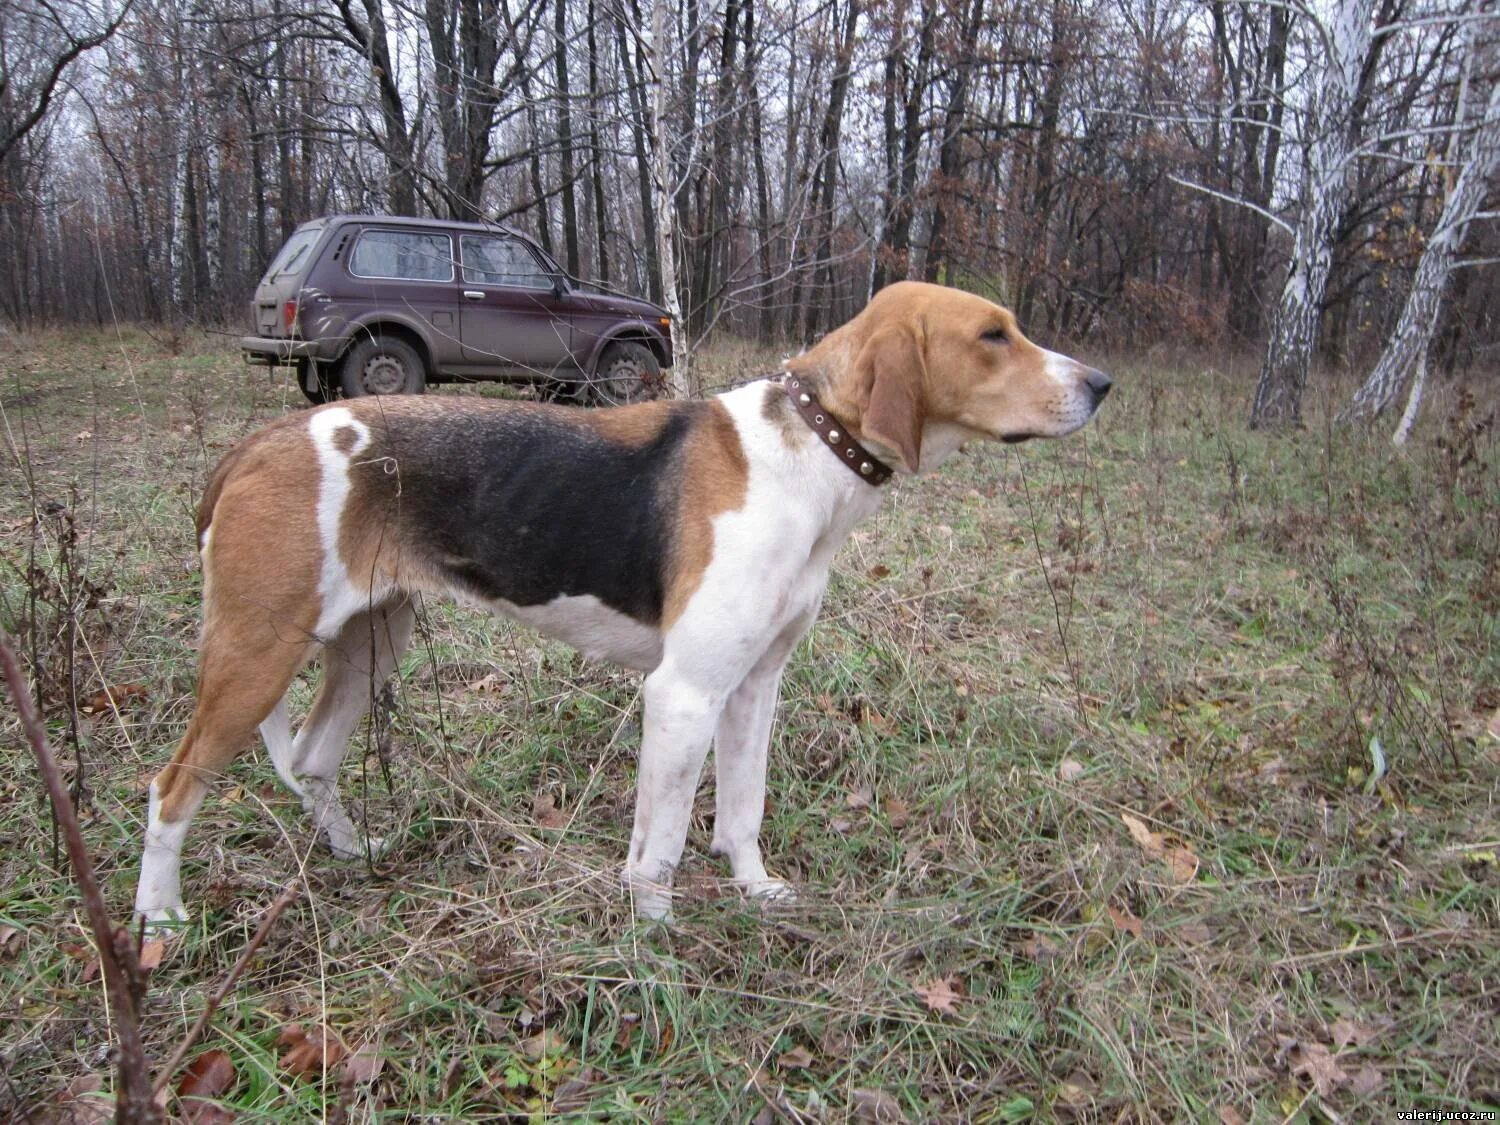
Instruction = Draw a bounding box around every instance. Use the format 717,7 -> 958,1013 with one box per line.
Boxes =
912,975 -> 965,1017
1275,1024 -> 1386,1100
1120,811 -> 1200,884
531,793 -> 570,830
277,1023 -> 349,1080
78,681 -> 150,716
176,1050 -> 237,1123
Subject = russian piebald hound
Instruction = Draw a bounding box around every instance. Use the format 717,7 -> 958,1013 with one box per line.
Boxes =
134,281 -> 1111,926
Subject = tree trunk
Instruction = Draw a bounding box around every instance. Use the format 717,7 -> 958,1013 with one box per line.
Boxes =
554,0 -> 580,274
806,0 -> 862,338
587,0 -> 610,281
925,0 -> 987,284
647,0 -> 690,390
1340,34 -> 1500,432
1249,0 -> 1373,429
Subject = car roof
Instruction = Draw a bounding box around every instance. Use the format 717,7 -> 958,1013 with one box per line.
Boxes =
311,214 -> 527,239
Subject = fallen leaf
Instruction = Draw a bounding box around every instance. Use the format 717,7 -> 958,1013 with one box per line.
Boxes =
277,1023 -> 347,1080
1107,905 -> 1143,937
178,1049 -> 236,1096
868,564 -> 891,579
913,975 -> 963,1016
1020,934 -> 1060,962
1121,812 -> 1161,854
1348,1065 -> 1383,1096
851,1086 -> 907,1122
79,682 -> 150,715
885,796 -> 911,829
1281,1038 -> 1348,1097
845,784 -> 874,810
52,1074 -> 113,1124
1058,758 -> 1085,782
0,925 -> 20,957
1218,1107 -> 1248,1125
1329,1017 -> 1378,1051
552,1065 -> 599,1112
341,1041 -> 385,1085
1056,1069 -> 1095,1107
1179,922 -> 1214,945
1121,812 -> 1198,882
1165,845 -> 1200,884
532,794 -> 569,830
137,938 -> 166,971
777,1044 -> 815,1070
519,1027 -> 568,1061
830,817 -> 854,834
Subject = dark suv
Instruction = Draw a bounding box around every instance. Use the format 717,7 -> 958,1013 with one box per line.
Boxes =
241,215 -> 673,403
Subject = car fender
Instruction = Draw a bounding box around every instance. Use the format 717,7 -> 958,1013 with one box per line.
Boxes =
332,310 -> 442,367
583,321 -> 672,372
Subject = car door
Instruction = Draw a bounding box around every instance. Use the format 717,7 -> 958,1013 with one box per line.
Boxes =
457,233 -> 575,375
343,226 -> 459,364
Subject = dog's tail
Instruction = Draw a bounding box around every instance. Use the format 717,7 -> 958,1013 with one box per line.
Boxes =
196,446 -> 242,552
195,412 -> 309,551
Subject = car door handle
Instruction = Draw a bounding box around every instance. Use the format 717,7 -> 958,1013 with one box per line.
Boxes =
463,290 -> 485,301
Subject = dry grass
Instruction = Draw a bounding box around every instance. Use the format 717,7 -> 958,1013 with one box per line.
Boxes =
1,327 -> 1497,1121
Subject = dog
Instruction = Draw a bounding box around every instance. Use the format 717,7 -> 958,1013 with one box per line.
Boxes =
133,281 -> 1111,926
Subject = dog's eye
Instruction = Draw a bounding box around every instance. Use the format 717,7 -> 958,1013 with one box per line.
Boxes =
982,327 -> 1010,344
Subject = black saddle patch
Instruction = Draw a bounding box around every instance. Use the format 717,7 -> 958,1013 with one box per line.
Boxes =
361,404 -> 694,624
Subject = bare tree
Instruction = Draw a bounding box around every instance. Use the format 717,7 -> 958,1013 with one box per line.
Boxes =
1249,0 -> 1378,428
1341,12 -> 1500,440
0,0 -> 134,163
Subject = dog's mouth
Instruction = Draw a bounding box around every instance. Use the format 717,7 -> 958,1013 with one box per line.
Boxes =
1000,433 -> 1035,444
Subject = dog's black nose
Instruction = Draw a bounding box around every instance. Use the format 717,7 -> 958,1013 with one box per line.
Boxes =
1084,368 -> 1113,402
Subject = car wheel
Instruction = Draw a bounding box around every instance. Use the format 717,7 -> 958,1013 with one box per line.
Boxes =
340,336 -> 427,397
591,341 -> 663,405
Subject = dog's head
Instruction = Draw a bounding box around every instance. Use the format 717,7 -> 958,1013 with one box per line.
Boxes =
787,281 -> 1111,473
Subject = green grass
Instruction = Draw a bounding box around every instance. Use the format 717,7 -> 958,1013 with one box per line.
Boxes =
1,327 -> 1497,1121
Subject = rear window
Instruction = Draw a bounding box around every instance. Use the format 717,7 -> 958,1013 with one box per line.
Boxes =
349,230 -> 455,282
265,228 -> 320,280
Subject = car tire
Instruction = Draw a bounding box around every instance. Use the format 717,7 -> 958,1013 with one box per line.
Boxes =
591,341 -> 663,405
340,335 -> 427,397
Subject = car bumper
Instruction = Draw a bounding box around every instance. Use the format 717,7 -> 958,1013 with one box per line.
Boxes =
240,336 -> 335,366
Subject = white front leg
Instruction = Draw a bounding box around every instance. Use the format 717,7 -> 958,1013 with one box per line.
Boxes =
709,662 -> 789,899
624,669 -> 726,920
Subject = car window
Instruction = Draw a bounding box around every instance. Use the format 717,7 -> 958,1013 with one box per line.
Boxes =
349,230 -> 455,282
265,228 -> 320,279
461,235 -> 553,289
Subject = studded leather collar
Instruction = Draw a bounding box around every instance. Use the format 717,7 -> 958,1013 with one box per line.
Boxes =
775,374 -> 893,486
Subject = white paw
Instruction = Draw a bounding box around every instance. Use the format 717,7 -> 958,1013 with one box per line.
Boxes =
622,864 -> 675,923
746,878 -> 798,905
328,833 -> 388,861
136,903 -> 190,935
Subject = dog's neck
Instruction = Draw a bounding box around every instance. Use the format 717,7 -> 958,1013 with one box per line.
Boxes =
778,354 -> 975,477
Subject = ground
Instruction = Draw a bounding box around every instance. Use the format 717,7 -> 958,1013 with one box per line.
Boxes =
0,326 -> 1496,1122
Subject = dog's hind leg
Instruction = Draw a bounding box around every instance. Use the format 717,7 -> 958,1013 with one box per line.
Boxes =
135,608 -> 316,928
273,598 -> 415,859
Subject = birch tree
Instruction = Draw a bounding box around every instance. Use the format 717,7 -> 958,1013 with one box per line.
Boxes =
1249,0 -> 1375,428
1340,12 -> 1499,441
646,0 -> 690,392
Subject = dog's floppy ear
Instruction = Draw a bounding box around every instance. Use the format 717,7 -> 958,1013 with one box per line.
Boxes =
852,325 -> 927,474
